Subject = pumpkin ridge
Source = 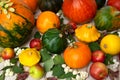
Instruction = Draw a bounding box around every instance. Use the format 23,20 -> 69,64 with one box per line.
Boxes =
13,12 -> 34,25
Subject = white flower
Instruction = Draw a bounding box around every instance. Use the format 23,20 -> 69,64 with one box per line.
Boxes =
79,71 -> 89,80
72,69 -> 78,75
4,60 -> 11,66
5,69 -> 14,77
16,48 -> 24,55
76,75 -> 81,80
107,58 -> 119,72
62,64 -> 66,68
64,67 -> 69,74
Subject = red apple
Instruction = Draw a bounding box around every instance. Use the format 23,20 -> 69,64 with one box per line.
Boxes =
29,64 -> 44,79
1,48 -> 15,60
68,21 -> 77,30
90,62 -> 108,80
92,50 -> 105,62
29,38 -> 42,50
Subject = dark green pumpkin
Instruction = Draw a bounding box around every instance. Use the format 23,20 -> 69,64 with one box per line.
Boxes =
95,0 -> 106,9
38,0 -> 63,13
94,6 -> 120,31
42,28 -> 68,54
0,0 -> 35,48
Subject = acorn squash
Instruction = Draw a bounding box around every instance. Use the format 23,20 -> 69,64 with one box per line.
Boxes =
0,0 -> 35,48
38,0 -> 63,13
42,28 -> 68,54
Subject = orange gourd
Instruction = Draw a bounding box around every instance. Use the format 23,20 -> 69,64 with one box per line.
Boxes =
22,0 -> 38,13
62,0 -> 97,24
0,0 -> 35,47
36,11 -> 60,34
63,42 -> 92,69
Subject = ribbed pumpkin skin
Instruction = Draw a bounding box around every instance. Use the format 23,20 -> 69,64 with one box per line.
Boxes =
42,28 -> 68,54
0,0 -> 35,48
94,6 -> 120,31
62,0 -> 97,24
38,0 -> 63,13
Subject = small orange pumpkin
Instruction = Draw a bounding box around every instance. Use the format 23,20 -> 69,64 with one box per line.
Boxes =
63,42 -> 91,69
36,11 -> 60,34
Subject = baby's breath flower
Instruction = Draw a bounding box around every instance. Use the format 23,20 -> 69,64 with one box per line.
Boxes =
5,69 -> 14,77
107,58 -> 119,72
4,59 -> 11,66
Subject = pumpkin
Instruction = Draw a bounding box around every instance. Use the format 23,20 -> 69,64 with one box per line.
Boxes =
75,24 -> 101,43
62,0 -> 97,24
0,0 -> 35,48
22,0 -> 38,13
95,0 -> 106,9
63,42 -> 91,69
94,6 -> 120,31
42,28 -> 68,54
107,0 -> 120,11
36,11 -> 60,34
18,48 -> 41,67
38,0 -> 63,13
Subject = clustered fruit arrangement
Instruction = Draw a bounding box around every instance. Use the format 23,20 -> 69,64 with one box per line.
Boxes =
0,0 -> 120,80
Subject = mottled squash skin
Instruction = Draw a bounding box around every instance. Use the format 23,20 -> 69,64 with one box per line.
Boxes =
0,0 -> 35,48
94,6 -> 120,31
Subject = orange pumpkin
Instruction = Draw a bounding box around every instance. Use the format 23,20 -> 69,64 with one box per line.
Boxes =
63,42 -> 91,69
36,11 -> 60,34
22,0 -> 38,13
62,0 -> 97,24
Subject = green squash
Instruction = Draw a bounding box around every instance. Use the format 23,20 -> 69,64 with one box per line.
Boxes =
42,28 -> 68,54
94,6 -> 120,31
0,0 -> 35,48
38,0 -> 63,13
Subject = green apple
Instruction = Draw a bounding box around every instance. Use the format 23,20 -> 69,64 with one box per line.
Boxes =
29,64 -> 44,79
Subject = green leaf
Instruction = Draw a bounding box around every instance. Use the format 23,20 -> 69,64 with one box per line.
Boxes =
53,55 -> 64,65
1,66 -> 13,71
104,54 -> 114,65
44,58 -> 54,72
12,65 -> 24,73
0,71 -> 5,80
89,42 -> 100,52
40,48 -> 51,62
52,64 -> 64,78
34,31 -> 41,38
59,72 -> 75,79
10,58 -> 18,64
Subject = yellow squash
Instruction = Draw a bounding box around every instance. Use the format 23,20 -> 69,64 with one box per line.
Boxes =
18,48 -> 41,67
75,24 -> 101,43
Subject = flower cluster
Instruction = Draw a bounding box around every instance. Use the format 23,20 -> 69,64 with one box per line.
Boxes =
62,64 -> 89,80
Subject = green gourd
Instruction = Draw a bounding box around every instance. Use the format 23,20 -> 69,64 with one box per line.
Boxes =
94,6 -> 120,31
38,0 -> 63,13
42,28 -> 68,54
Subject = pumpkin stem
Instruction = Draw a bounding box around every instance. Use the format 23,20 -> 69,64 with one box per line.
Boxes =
87,24 -> 92,28
113,11 -> 120,16
0,0 -> 15,19
69,42 -> 78,48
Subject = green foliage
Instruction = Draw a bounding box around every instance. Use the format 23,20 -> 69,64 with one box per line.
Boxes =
89,42 -> 100,52
34,31 -> 41,39
40,48 -> 51,62
104,54 -> 114,65
0,71 -> 5,80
